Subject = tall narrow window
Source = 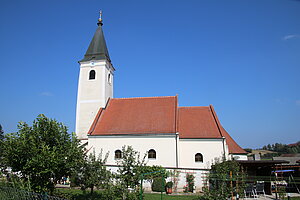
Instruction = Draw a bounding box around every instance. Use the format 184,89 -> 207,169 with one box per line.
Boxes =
195,153 -> 203,162
148,149 -> 156,159
89,70 -> 96,80
115,150 -> 122,159
108,73 -> 112,84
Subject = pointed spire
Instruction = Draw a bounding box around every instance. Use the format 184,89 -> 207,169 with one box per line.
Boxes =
79,11 -> 111,63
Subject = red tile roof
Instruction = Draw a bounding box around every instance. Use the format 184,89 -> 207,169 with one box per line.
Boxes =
88,96 -> 177,135
220,126 -> 247,154
178,106 -> 223,138
88,96 -> 246,154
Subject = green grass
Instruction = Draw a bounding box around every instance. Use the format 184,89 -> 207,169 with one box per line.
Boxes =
54,188 -> 300,200
55,188 -> 200,200
144,193 -> 199,200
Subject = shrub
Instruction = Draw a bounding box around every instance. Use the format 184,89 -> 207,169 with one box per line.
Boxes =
151,177 -> 166,192
166,181 -> 173,189
200,160 -> 246,200
185,173 -> 195,193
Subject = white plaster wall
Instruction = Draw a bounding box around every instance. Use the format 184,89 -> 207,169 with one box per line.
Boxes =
104,63 -> 113,102
173,169 -> 208,192
178,139 -> 225,169
231,154 -> 248,160
87,136 -> 228,192
105,166 -> 208,192
75,60 -> 114,140
88,134 -> 177,168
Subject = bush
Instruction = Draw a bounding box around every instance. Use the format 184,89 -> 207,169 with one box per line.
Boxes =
151,177 -> 166,192
166,181 -> 173,189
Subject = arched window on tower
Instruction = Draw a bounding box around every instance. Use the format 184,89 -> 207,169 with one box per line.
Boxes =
195,153 -> 203,162
115,150 -> 122,160
148,149 -> 156,159
108,73 -> 112,84
89,70 -> 96,80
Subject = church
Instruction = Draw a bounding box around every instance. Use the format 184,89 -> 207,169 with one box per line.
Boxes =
75,15 -> 247,191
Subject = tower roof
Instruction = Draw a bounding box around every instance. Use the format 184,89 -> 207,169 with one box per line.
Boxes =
79,14 -> 111,63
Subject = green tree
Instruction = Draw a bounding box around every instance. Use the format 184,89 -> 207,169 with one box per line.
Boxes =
2,115 -> 85,194
200,160 -> 245,200
72,150 -> 110,194
0,124 -> 4,173
116,146 -> 147,190
0,124 -> 3,141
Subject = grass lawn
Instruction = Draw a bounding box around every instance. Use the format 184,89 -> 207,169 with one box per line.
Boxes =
55,188 -> 300,200
144,193 -> 199,200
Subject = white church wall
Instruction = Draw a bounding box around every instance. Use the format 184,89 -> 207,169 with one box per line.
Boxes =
173,169 -> 209,192
178,138 -> 225,169
88,134 -> 177,168
105,166 -> 209,192
231,154 -> 248,160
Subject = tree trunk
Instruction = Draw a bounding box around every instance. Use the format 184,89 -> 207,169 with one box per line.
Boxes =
91,185 -> 94,194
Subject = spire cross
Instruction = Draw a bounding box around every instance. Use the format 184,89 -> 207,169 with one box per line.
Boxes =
97,10 -> 103,26
99,10 -> 103,21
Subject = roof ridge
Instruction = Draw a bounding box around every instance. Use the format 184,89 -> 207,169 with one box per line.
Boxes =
88,98 -> 111,135
179,106 -> 209,108
209,105 -> 224,138
112,96 -> 177,100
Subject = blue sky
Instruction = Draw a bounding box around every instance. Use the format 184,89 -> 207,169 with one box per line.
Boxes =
0,0 -> 299,148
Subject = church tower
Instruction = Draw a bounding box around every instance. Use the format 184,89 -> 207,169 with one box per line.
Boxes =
76,13 -> 115,140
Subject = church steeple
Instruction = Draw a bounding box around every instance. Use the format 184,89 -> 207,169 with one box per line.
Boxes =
80,11 -> 111,63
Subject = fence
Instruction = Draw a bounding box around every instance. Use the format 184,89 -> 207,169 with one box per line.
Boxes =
0,186 -> 67,200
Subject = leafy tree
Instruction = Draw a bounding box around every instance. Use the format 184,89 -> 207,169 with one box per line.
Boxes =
140,165 -> 167,183
116,146 -> 147,190
151,177 -> 166,192
0,124 -> 4,170
0,124 -> 3,141
71,150 -> 110,194
200,160 -> 245,200
113,146 -> 169,200
2,115 -> 85,194
260,142 -> 300,156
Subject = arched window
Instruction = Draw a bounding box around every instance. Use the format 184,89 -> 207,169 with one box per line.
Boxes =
108,73 -> 112,84
195,153 -> 203,162
115,150 -> 122,159
89,70 -> 96,80
148,149 -> 156,159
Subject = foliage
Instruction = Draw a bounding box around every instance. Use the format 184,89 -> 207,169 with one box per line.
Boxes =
151,177 -> 166,192
0,124 -> 4,170
0,124 -> 3,140
71,150 -> 110,194
116,146 -> 147,189
54,188 -> 200,200
0,174 -> 32,191
2,114 -> 85,194
278,186 -> 286,200
170,169 -> 180,192
114,145 -> 148,199
184,173 -> 195,193
166,181 -> 173,189
262,142 -> 300,155
200,160 -> 245,200
141,165 -> 168,182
